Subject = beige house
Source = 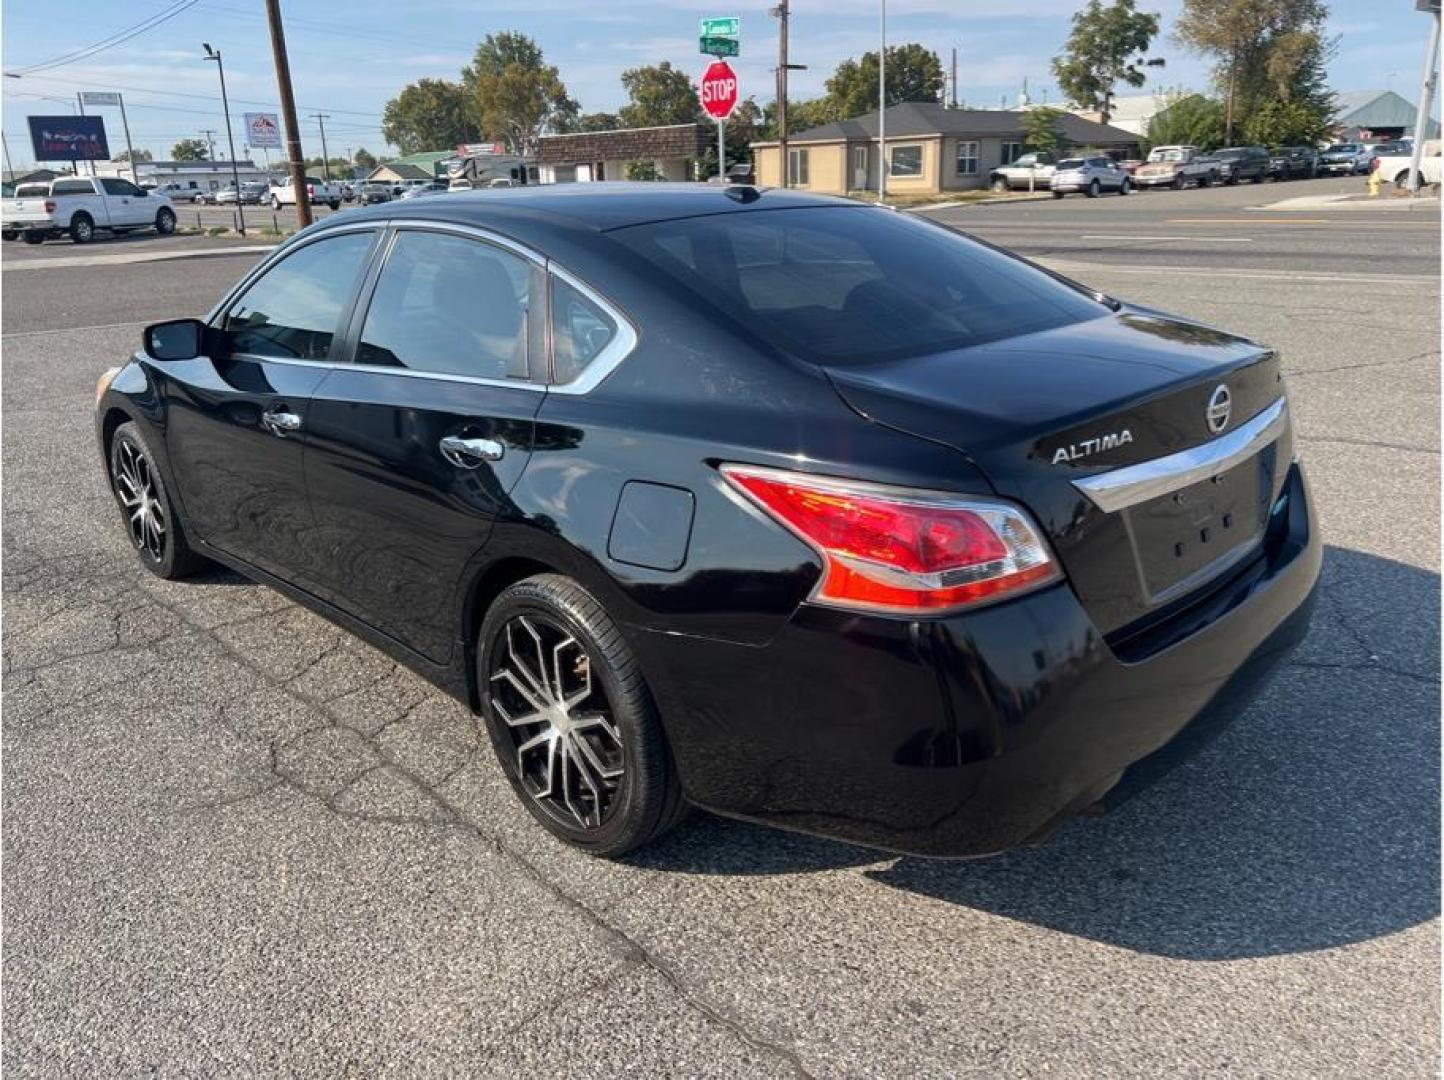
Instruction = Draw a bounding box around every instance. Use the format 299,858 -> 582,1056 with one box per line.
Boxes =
751,102 -> 1139,196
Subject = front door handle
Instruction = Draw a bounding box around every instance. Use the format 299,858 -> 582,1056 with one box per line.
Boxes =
439,434 -> 505,468
261,406 -> 302,437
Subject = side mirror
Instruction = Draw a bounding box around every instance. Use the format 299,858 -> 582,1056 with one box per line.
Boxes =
143,318 -> 207,361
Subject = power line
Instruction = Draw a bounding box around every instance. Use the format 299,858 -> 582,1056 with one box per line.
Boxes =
6,70 -> 385,120
6,0 -> 204,76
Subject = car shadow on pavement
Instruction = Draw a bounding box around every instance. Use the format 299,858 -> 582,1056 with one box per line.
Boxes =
640,545 -> 1440,961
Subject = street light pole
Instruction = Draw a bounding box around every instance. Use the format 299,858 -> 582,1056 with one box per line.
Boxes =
878,0 -> 887,203
203,43 -> 245,234
1407,0 -> 1440,195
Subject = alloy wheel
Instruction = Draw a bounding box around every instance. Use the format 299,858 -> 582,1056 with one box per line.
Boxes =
113,439 -> 166,562
488,613 -> 624,830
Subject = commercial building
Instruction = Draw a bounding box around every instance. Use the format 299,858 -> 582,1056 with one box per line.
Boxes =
1331,89 -> 1441,141
750,103 -> 1139,195
536,124 -> 706,183
93,159 -> 269,195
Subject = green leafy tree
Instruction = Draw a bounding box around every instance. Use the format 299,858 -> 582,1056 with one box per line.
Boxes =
823,44 -> 944,120
171,138 -> 209,161
353,147 -> 378,170
574,111 -> 621,132
1023,107 -> 1067,153
1052,0 -> 1163,125
620,61 -> 701,128
1144,91 -> 1226,150
463,32 -> 575,155
724,98 -> 764,160
112,148 -> 153,163
382,79 -> 472,155
626,160 -> 662,180
1173,0 -> 1328,144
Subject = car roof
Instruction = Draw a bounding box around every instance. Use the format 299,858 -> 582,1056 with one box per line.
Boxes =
320,182 -> 851,236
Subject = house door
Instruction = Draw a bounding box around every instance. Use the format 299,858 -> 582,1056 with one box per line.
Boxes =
853,146 -> 869,190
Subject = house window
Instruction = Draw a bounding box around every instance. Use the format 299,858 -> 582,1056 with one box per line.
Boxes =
889,144 -> 923,177
956,141 -> 980,175
1001,141 -> 1024,165
787,147 -> 809,185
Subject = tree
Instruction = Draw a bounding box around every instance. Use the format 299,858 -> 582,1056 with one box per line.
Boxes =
1173,0 -> 1328,144
724,98 -> 764,160
463,32 -> 574,156
574,112 -> 621,132
626,161 -> 661,180
1144,91 -> 1226,150
353,147 -> 378,170
620,61 -> 700,128
171,139 -> 209,161
823,44 -> 945,120
383,78 -> 472,155
1023,107 -> 1066,153
1051,0 -> 1163,125
112,148 -> 153,163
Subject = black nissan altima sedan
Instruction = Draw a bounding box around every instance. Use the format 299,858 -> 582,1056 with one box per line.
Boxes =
95,184 -> 1320,858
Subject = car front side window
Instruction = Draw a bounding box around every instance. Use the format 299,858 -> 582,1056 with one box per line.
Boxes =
355,230 -> 541,381
219,231 -> 376,361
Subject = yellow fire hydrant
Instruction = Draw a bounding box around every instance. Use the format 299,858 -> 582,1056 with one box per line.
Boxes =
1368,167 -> 1384,197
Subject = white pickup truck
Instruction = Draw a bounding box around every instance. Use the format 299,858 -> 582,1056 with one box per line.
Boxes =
269,175 -> 342,211
1,176 -> 177,245
1373,140 -> 1441,190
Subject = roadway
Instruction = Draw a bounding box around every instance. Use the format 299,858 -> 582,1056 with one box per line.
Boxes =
2,178 -> 1439,1076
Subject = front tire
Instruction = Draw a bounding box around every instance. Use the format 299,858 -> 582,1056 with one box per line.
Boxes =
1052,190 -> 1065,199
22,232 -> 45,245
1086,179 -> 1100,198
1118,178 -> 1131,195
155,207 -> 176,235
70,213 -> 94,244
990,176 -> 1009,193
108,422 -> 210,580
328,199 -> 340,210
2,230 -> 17,241
478,574 -> 686,857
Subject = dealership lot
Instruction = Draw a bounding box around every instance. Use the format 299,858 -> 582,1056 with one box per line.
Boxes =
2,182 -> 1438,1076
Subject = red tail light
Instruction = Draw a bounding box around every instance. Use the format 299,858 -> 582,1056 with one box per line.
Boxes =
44,200 -> 55,213
721,465 -> 1061,614
307,184 -> 315,197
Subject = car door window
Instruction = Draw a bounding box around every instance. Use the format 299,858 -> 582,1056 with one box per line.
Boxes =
356,230 -> 541,380
219,231 -> 376,360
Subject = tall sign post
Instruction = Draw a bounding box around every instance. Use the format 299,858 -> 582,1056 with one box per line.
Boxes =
79,92 -> 137,183
700,18 -> 740,182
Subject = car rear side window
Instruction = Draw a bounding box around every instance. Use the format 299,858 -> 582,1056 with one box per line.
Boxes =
356,230 -> 541,380
551,276 -> 618,384
613,206 -> 1104,365
220,231 -> 375,360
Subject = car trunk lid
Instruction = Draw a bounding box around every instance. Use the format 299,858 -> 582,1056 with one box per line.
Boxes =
825,309 -> 1293,636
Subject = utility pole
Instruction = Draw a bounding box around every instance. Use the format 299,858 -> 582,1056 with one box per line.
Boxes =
310,113 -> 331,181
878,0 -> 887,203
265,0 -> 312,227
2,131 -> 14,183
950,47 -> 957,109
200,128 -> 217,161
773,0 -> 790,187
76,93 -> 95,175
1407,0 -> 1441,195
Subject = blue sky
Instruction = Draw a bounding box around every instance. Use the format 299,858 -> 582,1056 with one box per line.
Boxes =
1,0 -> 1431,166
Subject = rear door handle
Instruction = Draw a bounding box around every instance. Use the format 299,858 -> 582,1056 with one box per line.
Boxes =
261,406 -> 302,437
439,435 -> 505,468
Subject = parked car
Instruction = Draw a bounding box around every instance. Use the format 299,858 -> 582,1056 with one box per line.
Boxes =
192,190 -> 218,205
1266,146 -> 1319,180
1,175 -> 176,244
270,175 -> 342,211
1319,143 -> 1374,175
92,184 -> 1321,858
1210,146 -> 1270,184
1373,139 -> 1442,189
356,181 -> 392,204
987,151 -> 1057,192
399,180 -> 449,199
1050,156 -> 1132,197
1366,141 -> 1413,160
339,182 -> 356,202
1132,145 -> 1216,189
448,178 -> 475,191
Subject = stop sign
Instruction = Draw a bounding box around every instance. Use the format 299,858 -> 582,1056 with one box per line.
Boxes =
699,60 -> 739,120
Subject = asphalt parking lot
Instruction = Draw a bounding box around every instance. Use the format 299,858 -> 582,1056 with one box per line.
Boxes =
3,179 -> 1439,1076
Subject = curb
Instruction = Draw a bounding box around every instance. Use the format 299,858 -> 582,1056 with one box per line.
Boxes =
2,243 -> 279,272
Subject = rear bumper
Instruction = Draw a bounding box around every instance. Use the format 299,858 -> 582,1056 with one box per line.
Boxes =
1133,174 -> 1178,186
635,462 -> 1320,858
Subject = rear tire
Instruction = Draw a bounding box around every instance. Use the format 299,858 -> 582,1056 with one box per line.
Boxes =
70,213 -> 94,244
1119,178 -> 1131,195
1,230 -> 16,241
1172,173 -> 1185,190
478,574 -> 687,857
1052,190 -> 1065,199
328,199 -> 340,210
155,207 -> 176,235
22,232 -> 45,245
108,422 -> 210,580
1086,179 -> 1100,198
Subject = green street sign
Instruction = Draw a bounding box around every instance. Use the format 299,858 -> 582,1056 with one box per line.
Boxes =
700,35 -> 740,57
700,16 -> 739,37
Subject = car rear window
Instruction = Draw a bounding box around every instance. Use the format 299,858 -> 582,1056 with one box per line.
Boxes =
612,206 -> 1105,365
15,183 -> 49,197
1056,158 -> 1085,169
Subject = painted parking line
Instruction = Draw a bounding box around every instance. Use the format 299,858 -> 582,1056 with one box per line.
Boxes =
1040,259 -> 1438,286
1080,235 -> 1254,242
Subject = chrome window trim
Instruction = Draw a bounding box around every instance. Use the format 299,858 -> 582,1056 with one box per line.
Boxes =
1072,396 -> 1288,514
546,263 -> 639,396
201,216 -> 636,395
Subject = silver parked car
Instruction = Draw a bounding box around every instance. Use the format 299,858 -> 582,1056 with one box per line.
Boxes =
1050,156 -> 1133,198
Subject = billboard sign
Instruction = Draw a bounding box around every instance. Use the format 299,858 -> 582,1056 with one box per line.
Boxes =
244,112 -> 282,149
456,141 -> 506,156
27,115 -> 110,162
79,91 -> 123,107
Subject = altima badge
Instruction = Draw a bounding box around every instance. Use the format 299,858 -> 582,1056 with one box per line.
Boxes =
1051,429 -> 1134,464
1206,384 -> 1232,434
